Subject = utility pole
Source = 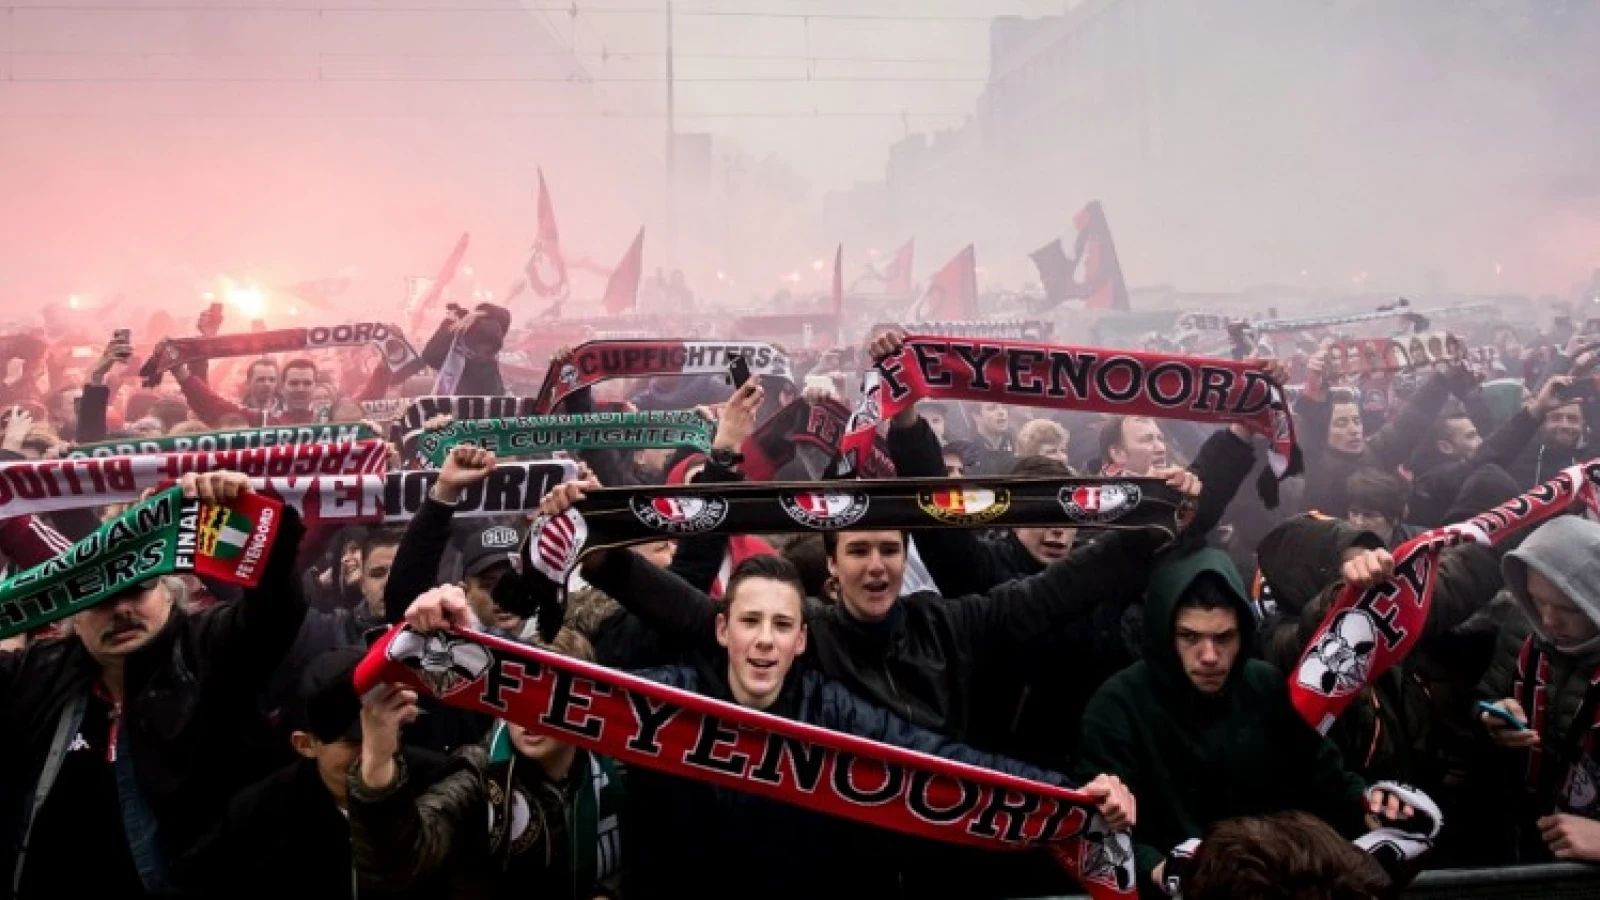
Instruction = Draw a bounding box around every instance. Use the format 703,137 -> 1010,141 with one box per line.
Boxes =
664,0 -> 676,268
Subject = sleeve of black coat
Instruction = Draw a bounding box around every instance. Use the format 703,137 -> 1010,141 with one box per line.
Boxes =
76,383 -> 110,444
956,528 -> 1168,677
583,548 -> 722,655
1365,375 -> 1452,471
1423,544 -> 1503,640
348,751 -> 484,890
1473,408 -> 1542,470
420,319 -> 455,371
1270,675 -> 1370,837
192,505 -> 308,679
885,416 -> 1010,597
1075,680 -> 1164,882
383,496 -> 457,623
816,674 -> 1078,786
668,460 -> 743,594
1297,393 -> 1333,470
1185,427 -> 1257,536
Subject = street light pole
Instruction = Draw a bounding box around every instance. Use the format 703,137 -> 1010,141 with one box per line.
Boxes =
664,0 -> 676,267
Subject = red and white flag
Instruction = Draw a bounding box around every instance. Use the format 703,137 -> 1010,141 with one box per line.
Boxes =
879,238 -> 915,296
601,227 -> 645,316
910,244 -> 976,321
523,168 -> 569,299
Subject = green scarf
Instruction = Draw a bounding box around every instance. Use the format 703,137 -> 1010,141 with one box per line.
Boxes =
416,410 -> 713,468
68,423 -> 378,459
0,487 -> 284,639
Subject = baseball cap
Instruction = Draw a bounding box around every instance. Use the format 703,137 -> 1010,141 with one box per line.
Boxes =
290,647 -> 366,744
460,523 -> 523,579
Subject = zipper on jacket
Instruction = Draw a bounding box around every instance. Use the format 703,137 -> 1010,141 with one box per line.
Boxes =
883,664 -> 913,723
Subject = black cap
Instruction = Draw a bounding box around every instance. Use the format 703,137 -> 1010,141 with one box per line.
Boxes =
460,523 -> 523,578
291,647 -> 366,744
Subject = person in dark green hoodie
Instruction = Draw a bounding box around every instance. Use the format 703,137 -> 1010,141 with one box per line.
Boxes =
1077,547 -> 1410,898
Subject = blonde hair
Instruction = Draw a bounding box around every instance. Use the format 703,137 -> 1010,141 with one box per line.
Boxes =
1016,419 -> 1069,458
166,420 -> 213,436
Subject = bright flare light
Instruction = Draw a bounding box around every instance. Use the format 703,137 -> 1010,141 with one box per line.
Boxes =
225,281 -> 267,318
67,294 -> 80,309
811,259 -> 825,272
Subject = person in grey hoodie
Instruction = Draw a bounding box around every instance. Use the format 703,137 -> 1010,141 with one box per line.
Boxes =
1476,516 -> 1600,864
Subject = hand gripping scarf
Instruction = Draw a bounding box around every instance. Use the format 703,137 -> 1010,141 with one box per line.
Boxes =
838,336 -> 1301,503
1291,460 -> 1600,733
416,411 -> 715,469
504,476 -> 1182,641
0,486 -> 284,639
138,321 -> 421,387
0,441 -> 388,518
741,396 -> 896,482
532,340 -> 793,414
67,422 -> 378,459
354,624 -> 1139,900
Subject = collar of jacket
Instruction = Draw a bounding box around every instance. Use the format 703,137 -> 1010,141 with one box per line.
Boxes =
996,532 -> 1046,578
833,598 -> 906,654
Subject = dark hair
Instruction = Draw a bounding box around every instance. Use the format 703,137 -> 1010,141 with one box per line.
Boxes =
1186,811 -> 1392,900
1345,468 -> 1406,522
1097,414 -> 1161,464
724,555 -> 806,613
821,530 -> 906,558
1097,415 -> 1128,462
779,534 -> 830,600
281,357 -> 318,380
1009,454 -> 1076,478
359,527 -> 403,561
1429,413 -> 1472,446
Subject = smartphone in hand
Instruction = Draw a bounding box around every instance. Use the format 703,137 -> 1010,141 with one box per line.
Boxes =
728,354 -> 752,389
1476,700 -> 1527,731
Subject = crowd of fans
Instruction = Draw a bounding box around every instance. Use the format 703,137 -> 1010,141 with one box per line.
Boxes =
0,300 -> 1597,899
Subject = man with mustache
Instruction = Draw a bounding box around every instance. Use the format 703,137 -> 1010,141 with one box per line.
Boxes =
0,472 -> 307,898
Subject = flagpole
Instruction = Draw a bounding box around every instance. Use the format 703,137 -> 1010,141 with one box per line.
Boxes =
664,0 -> 676,277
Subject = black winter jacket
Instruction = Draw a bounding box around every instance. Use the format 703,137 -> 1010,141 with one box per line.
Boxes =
630,653 -> 1085,900
0,509 -> 308,893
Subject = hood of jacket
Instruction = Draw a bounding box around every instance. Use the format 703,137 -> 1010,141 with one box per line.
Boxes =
1503,515 -> 1600,654
1256,514 -> 1385,617
1143,547 -> 1256,701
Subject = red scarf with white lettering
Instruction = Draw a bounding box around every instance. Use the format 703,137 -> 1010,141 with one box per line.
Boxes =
532,340 -> 793,413
838,337 -> 1300,503
1291,460 -> 1600,733
0,441 -> 388,517
354,625 -> 1137,899
741,397 -> 896,481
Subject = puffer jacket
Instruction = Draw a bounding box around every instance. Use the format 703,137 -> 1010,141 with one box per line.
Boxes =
630,652 -> 1103,900
349,738 -> 624,900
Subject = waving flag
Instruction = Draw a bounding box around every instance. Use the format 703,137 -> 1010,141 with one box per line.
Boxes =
911,245 -> 976,321
1032,201 -> 1128,311
601,228 -> 645,315
523,168 -> 569,299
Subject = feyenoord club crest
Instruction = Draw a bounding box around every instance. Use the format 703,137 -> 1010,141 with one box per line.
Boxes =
1058,483 -> 1141,524
917,488 -> 1011,525
558,363 -> 579,387
529,510 -> 588,581
630,495 -> 730,534
780,491 -> 871,529
1296,609 -> 1378,698
386,629 -> 493,699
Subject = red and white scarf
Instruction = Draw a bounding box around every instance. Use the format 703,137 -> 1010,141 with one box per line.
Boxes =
839,337 -> 1300,499
1292,459 -> 1600,733
355,625 -> 1138,899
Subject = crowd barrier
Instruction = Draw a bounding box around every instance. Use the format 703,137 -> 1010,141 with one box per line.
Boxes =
1040,862 -> 1600,899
